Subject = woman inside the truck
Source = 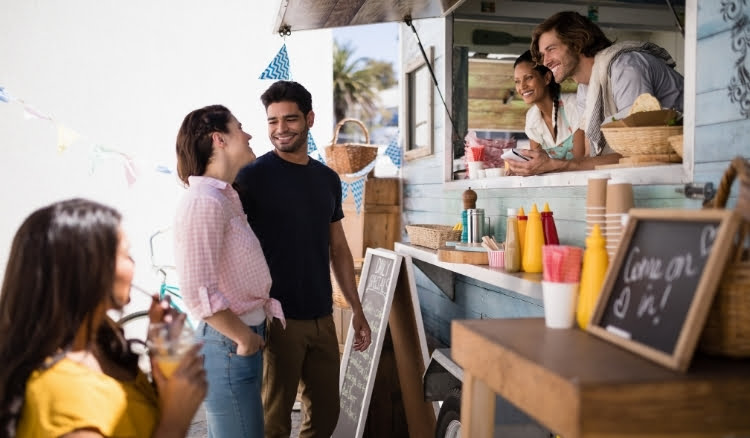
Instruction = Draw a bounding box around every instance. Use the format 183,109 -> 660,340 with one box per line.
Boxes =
513,50 -> 584,163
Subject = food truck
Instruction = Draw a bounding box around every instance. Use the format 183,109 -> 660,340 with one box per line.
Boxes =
274,1 -> 748,436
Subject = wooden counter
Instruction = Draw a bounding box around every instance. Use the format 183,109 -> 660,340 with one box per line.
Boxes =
452,318 -> 750,438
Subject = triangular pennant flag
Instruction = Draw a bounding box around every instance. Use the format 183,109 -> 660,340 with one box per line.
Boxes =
0,86 -> 10,103
56,123 -> 80,153
351,178 -> 365,215
259,44 -> 291,80
307,132 -> 317,154
22,102 -> 52,121
155,165 -> 173,174
384,132 -> 402,168
317,149 -> 326,165
341,180 -> 349,202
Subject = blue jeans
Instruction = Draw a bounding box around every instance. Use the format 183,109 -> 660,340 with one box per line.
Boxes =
197,320 -> 265,438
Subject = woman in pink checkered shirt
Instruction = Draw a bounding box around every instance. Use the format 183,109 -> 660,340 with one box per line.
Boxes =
174,105 -> 286,437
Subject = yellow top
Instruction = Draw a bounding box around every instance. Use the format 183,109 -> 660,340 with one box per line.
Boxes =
17,357 -> 159,438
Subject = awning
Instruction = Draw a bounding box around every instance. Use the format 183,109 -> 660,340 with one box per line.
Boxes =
273,0 -> 468,34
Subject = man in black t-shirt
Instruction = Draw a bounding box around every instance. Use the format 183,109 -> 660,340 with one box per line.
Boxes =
235,80 -> 372,438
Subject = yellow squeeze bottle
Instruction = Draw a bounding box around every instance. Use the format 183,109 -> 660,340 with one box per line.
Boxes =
521,203 -> 544,273
577,224 -> 609,329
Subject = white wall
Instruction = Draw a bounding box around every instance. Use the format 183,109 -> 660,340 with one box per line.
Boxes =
0,0 -> 333,313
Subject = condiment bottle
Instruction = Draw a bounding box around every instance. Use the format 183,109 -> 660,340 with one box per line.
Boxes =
522,203 -> 544,273
504,208 -> 521,273
462,187 -> 477,243
517,207 -> 528,260
541,202 -> 560,245
577,224 -> 609,329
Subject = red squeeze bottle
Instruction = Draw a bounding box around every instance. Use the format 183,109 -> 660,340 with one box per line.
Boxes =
541,202 -> 559,245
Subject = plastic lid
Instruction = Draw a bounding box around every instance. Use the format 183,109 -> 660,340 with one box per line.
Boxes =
507,207 -> 517,216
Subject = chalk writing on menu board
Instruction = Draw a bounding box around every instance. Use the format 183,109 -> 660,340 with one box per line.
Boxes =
335,254 -> 395,438
597,220 -> 718,354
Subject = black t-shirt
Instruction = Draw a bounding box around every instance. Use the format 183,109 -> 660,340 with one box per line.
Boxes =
235,151 -> 344,319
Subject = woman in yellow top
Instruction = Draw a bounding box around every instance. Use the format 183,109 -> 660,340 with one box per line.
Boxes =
0,198 -> 207,438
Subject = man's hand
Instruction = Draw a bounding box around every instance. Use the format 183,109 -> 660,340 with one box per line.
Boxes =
506,149 -> 553,176
351,310 -> 371,352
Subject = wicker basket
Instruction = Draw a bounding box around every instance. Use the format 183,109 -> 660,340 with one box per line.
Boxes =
405,224 -> 461,250
699,156 -> 750,357
324,118 -> 379,174
331,258 -> 364,309
668,134 -> 684,157
600,125 -> 683,157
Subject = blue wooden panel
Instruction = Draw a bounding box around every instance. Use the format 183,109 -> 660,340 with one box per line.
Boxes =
696,88 -> 746,127
695,122 -> 750,163
697,0 -> 732,39
696,30 -> 733,94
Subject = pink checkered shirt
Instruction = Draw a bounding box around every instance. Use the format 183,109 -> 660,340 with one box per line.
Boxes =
174,176 -> 285,327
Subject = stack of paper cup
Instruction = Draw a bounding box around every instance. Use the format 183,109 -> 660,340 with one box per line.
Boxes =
604,178 -> 634,259
585,173 -> 610,238
467,161 -> 485,179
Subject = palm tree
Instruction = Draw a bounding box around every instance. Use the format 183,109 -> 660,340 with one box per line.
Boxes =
333,40 -> 395,124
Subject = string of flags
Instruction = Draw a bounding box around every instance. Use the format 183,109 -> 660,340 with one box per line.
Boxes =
0,40 -> 405,198
0,84 -> 168,186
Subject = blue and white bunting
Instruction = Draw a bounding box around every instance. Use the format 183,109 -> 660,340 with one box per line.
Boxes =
0,86 -> 11,103
351,179 -> 365,214
307,133 -> 326,164
341,180 -> 349,202
259,44 -> 291,80
307,132 -> 317,154
384,131 -> 402,168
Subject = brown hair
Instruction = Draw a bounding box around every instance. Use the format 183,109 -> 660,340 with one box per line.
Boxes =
175,105 -> 233,185
0,199 -> 134,438
531,11 -> 612,64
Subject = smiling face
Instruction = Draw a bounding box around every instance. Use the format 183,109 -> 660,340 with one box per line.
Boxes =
514,61 -> 552,105
538,30 -> 580,83
266,100 -> 314,155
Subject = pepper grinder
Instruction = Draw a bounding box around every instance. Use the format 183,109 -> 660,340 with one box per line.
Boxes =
461,187 -> 477,243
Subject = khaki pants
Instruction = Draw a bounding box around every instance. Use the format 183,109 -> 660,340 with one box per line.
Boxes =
263,316 -> 340,438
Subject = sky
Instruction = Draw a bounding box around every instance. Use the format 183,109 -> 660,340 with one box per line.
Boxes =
333,23 -> 400,74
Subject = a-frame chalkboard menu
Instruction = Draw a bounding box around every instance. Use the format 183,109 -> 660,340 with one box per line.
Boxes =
332,248 -> 436,438
588,209 -> 741,372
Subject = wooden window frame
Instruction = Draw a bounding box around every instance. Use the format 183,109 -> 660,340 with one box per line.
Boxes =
404,46 -> 434,161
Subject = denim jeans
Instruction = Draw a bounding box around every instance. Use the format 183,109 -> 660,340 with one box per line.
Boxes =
197,320 -> 265,438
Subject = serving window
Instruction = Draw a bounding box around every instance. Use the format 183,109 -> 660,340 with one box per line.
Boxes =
444,2 -> 692,188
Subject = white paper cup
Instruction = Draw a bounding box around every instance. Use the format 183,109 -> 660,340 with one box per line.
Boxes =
542,281 -> 579,329
467,161 -> 484,179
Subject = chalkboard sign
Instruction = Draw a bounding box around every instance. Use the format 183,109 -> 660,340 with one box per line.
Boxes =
333,249 -> 401,438
588,209 -> 741,371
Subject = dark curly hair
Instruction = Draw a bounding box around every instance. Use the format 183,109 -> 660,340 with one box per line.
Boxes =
260,80 -> 313,115
0,198 -> 137,438
531,11 -> 612,65
514,50 -> 562,139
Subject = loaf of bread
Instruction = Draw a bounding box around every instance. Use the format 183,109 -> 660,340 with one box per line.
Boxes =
628,93 -> 661,115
